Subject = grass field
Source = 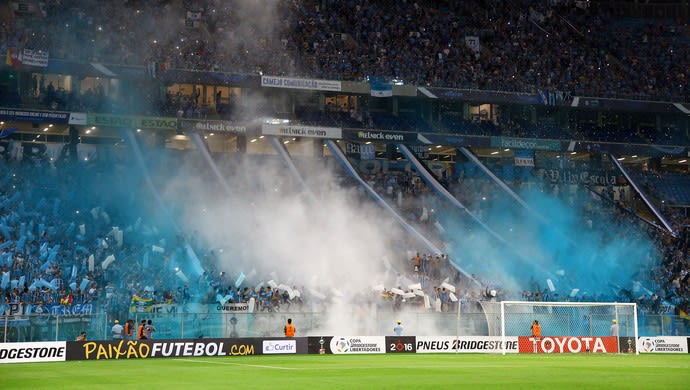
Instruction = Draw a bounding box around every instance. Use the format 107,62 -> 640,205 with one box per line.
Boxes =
2,353 -> 689,389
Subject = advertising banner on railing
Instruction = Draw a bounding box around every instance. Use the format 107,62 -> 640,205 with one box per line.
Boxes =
261,76 -> 342,92
490,136 -> 561,151
416,336 -> 519,353
0,107 -> 70,123
344,129 -> 417,143
262,123 -> 342,139
517,336 -> 618,353
179,119 -> 252,135
68,112 -> 87,125
637,336 -> 689,353
21,49 -> 49,67
87,114 -> 177,130
0,341 -> 66,364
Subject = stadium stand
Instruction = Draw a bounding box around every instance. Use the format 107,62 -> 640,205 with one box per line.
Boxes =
0,0 -> 688,339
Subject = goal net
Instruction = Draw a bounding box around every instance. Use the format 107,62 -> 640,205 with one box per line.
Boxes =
497,301 -> 638,355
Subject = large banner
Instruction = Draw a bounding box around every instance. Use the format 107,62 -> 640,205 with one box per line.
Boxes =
517,336 -> 618,353
262,123 -> 342,139
637,336 -> 689,353
416,336 -> 519,353
0,342 -> 66,364
261,76 -> 342,92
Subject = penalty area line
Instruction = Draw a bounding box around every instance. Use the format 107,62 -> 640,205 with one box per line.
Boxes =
174,358 -> 300,370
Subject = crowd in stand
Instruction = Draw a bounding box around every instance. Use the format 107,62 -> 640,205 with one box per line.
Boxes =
352,156 -> 689,319
1,1 -> 689,147
0,139 -> 687,341
0,1 -> 688,337
1,0 -> 688,103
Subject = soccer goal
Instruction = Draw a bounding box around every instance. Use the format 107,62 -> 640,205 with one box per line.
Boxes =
498,301 -> 638,355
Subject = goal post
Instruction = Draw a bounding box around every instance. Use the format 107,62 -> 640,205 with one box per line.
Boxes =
499,301 -> 638,355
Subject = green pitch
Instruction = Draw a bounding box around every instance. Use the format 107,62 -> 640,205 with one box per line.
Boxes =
2,354 -> 688,389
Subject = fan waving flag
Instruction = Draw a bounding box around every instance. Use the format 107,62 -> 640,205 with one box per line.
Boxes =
369,77 -> 392,97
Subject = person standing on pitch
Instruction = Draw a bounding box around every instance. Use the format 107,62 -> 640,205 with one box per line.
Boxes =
530,320 -> 541,338
124,319 -> 134,341
394,320 -> 404,336
111,319 -> 124,340
284,318 -> 295,337
610,319 -> 619,337
530,320 -> 541,353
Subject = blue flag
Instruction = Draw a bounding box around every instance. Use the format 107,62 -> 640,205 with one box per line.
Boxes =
369,77 -> 392,97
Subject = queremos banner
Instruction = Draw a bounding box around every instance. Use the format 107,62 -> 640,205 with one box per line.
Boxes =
637,336 -> 689,353
261,76 -> 342,92
0,107 -> 70,123
416,336 -> 519,354
329,336 -> 386,354
262,123 -> 342,139
517,336 -> 618,354
0,342 -> 66,364
87,113 -> 177,130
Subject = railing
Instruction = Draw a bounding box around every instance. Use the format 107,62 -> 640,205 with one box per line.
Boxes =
1,311 -> 687,343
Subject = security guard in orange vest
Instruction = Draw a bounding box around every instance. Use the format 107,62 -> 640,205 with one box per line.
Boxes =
531,320 -> 541,338
284,318 -> 295,337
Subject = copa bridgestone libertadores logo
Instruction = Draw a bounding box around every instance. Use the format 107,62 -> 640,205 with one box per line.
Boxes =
331,337 -> 350,353
329,336 -> 385,354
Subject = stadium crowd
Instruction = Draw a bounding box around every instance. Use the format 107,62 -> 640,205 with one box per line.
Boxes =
0,137 -> 687,340
1,0 -> 688,103
348,154 -> 689,320
0,0 -> 688,338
